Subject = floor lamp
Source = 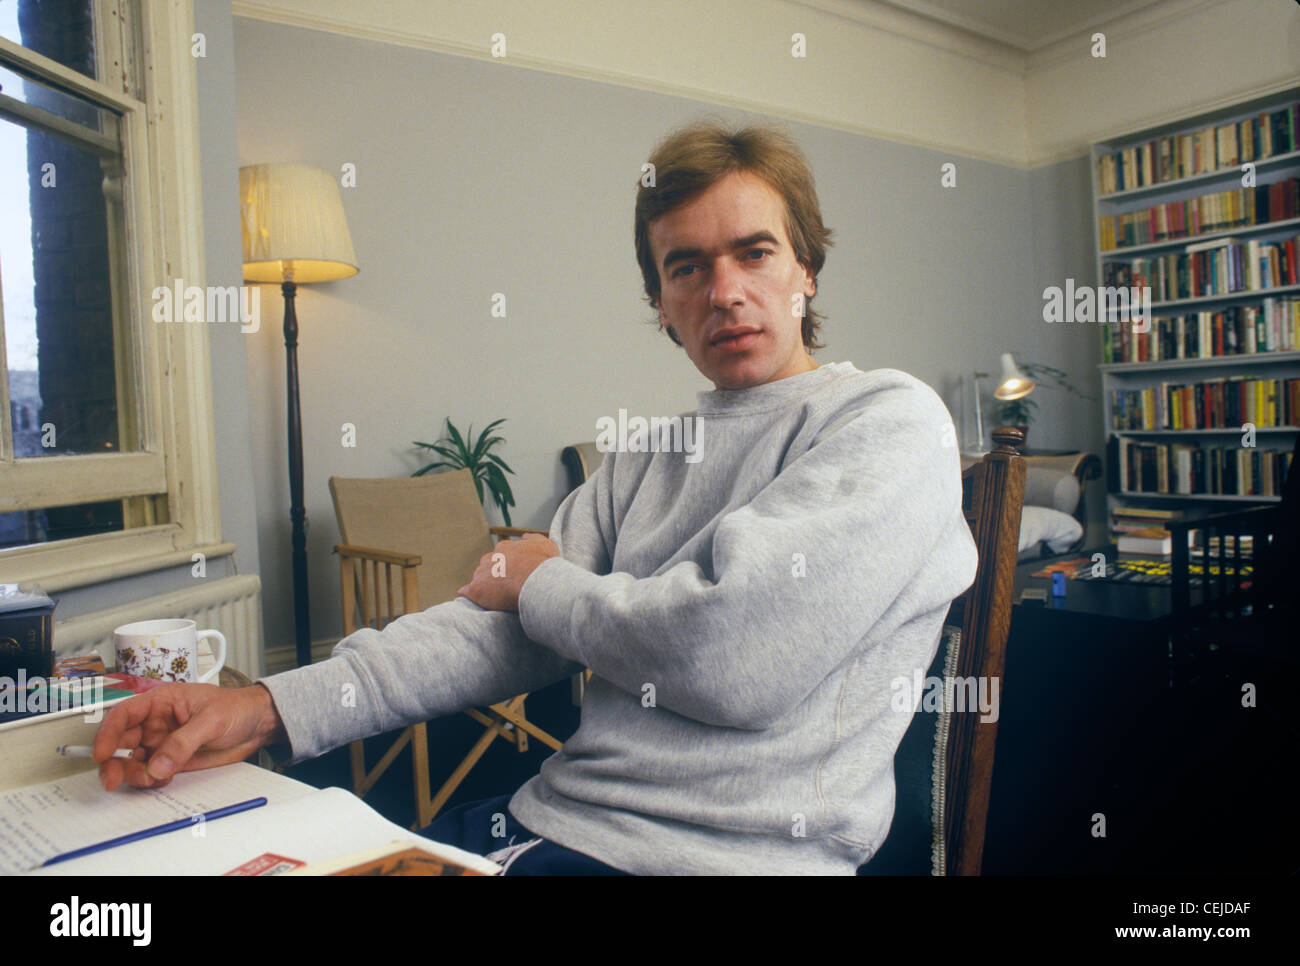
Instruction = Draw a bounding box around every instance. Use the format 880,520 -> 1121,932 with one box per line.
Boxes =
240,163 -> 358,667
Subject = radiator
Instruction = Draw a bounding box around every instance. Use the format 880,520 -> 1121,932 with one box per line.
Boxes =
53,574 -> 264,678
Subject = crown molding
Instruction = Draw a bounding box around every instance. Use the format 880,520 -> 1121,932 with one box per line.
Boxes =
230,0 -> 1033,166
782,0 -> 1025,73
231,0 -> 1029,74
872,0 -> 1168,54
1025,0 -> 1221,72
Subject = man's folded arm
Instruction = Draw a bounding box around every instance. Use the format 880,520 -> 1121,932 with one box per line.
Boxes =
258,601 -> 582,764
257,471 -> 614,765
517,380 -> 979,731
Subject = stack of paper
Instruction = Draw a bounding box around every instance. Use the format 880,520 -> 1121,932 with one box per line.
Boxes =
0,762 -> 499,876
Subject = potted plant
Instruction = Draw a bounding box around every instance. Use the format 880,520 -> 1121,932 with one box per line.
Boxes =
413,418 -> 518,525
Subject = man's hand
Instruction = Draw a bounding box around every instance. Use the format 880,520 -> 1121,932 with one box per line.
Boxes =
457,532 -> 559,612
94,683 -> 287,791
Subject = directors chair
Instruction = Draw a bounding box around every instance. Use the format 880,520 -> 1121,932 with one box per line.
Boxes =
330,469 -> 567,830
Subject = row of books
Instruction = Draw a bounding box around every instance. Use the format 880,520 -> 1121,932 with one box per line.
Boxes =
1100,296 -> 1299,363
1109,376 -> 1299,431
1110,505 -> 1183,533
1097,178 -> 1298,251
1096,102 -> 1299,195
1112,437 -> 1294,497
1109,506 -> 1183,552
1100,235 -> 1298,303
1109,507 -> 1258,556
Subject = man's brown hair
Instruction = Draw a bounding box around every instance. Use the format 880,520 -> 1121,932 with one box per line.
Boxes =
634,120 -> 834,349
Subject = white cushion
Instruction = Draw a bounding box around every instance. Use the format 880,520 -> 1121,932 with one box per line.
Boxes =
1018,505 -> 1083,555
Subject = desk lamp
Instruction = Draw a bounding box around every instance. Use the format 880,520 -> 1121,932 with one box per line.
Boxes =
967,353 -> 1035,456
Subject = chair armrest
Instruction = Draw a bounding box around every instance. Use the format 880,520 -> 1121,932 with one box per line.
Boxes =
334,543 -> 422,568
489,527 -> 549,539
1021,452 -> 1100,529
1022,466 -> 1082,516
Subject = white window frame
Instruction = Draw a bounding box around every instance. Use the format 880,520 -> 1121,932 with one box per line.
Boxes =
0,0 -> 231,591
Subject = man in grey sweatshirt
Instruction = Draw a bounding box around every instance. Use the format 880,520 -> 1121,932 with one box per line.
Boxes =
94,121 -> 978,875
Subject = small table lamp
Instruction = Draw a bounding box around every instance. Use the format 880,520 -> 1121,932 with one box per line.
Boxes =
241,163 -> 358,667
968,353 -> 1035,456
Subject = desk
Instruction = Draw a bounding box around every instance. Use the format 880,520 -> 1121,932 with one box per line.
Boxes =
1012,544 -> 1172,626
983,546 -> 1291,874
986,548 -> 1165,873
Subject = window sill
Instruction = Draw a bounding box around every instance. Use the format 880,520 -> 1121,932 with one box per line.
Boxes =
0,527 -> 236,593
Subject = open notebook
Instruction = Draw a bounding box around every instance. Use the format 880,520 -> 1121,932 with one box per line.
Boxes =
0,762 -> 499,876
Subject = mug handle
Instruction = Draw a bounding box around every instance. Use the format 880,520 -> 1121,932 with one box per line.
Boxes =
195,630 -> 227,684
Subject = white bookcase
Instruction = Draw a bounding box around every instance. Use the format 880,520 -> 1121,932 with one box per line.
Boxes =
1090,85 -> 1300,534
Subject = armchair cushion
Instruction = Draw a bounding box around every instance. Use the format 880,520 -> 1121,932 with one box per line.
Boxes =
1017,505 -> 1083,558
962,455 -> 1088,558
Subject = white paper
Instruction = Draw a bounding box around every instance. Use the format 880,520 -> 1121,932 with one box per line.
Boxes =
0,762 -> 314,875
28,786 -> 499,876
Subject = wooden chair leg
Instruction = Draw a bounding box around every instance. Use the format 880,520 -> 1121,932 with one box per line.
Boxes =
420,717 -> 515,828
352,728 -> 413,800
349,739 -> 366,794
512,696 -> 529,753
487,697 -> 565,752
410,723 -> 434,830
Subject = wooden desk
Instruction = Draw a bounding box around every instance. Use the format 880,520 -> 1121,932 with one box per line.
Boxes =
984,546 -> 1290,874
984,548 -> 1171,873
1011,544 -> 1173,625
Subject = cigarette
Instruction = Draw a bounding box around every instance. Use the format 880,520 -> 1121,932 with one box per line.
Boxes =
55,745 -> 133,759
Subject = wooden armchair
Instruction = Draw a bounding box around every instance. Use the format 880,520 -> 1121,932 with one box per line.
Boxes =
329,469 -> 567,830
861,426 -> 1026,875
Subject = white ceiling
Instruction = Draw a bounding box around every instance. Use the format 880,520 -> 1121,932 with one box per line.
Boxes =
875,0 -> 1167,50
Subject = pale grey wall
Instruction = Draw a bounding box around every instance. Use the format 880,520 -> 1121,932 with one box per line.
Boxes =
54,0 -> 263,633
1027,156 -> 1109,541
230,17 -> 1104,651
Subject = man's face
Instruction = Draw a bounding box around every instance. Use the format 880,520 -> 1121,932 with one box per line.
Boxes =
649,170 -> 818,391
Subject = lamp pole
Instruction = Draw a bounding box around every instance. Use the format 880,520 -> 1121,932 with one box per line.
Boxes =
970,370 -> 989,456
281,276 -> 311,667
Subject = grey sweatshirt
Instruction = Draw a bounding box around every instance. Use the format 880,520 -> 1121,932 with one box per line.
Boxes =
259,362 -> 978,875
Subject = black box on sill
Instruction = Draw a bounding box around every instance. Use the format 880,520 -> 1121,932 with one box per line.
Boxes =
0,584 -> 57,680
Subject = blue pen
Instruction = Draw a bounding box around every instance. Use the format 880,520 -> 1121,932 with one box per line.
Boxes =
41,796 -> 268,867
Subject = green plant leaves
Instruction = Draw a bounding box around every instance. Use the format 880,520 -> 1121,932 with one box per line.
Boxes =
412,417 -> 516,524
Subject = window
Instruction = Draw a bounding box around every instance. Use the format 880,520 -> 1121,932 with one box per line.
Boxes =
0,1 -> 230,590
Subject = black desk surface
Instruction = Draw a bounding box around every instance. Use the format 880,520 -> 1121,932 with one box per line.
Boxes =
1012,544 -> 1172,624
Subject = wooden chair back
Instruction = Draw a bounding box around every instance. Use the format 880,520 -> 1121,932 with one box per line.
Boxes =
329,469 -> 494,626
562,442 -> 606,494
944,426 -> 1026,873
861,426 -> 1025,876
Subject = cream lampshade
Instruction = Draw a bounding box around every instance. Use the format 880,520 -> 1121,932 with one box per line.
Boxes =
240,163 -> 358,283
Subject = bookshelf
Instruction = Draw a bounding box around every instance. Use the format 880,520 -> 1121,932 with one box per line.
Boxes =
1091,85 -> 1300,537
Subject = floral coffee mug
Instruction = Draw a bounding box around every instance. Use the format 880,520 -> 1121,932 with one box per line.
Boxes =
113,619 -> 227,684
